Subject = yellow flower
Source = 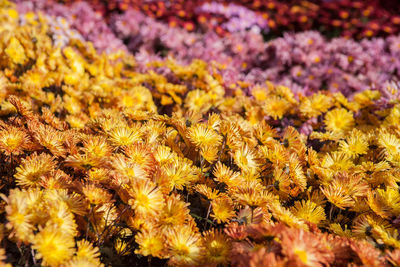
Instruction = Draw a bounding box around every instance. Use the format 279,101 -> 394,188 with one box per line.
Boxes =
200,145 -> 219,163
367,188 -> 400,218
123,143 -> 155,173
233,181 -> 277,208
324,108 -> 354,133
187,124 -> 222,149
321,184 -> 354,209
185,89 -> 212,113
20,69 -> 48,91
166,226 -> 203,266
339,130 -> 369,158
0,125 -> 30,155
5,36 -> 27,64
135,228 -> 167,258
158,194 -> 190,231
194,184 -> 220,200
112,154 -> 148,183
46,202 -> 78,236
378,132 -> 400,158
127,179 -> 164,217
161,158 -> 199,190
300,93 -> 333,118
4,189 -> 35,243
233,145 -> 260,174
211,195 -> 235,223
290,200 -> 326,225
75,240 -> 102,265
108,125 -> 142,147
32,226 -> 75,267
29,122 -> 66,157
82,136 -> 111,160
212,162 -> 242,188
252,87 -> 268,102
202,229 -> 231,266
14,153 -> 56,188
353,90 -> 380,108
263,95 -> 292,119
321,152 -> 354,172
81,184 -> 113,206
329,223 -> 352,238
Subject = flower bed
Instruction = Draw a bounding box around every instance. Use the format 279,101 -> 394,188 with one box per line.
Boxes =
2,1 -> 400,266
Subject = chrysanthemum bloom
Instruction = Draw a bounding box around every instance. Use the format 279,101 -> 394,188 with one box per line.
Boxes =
4,36 -> 27,65
187,123 -> 222,149
112,154 -> 149,184
233,145 -> 260,174
202,229 -> 231,266
290,200 -> 326,225
350,240 -> 386,266
14,153 -> 56,187
74,240 -> 102,265
211,195 -> 236,223
32,226 -> 75,267
28,122 -> 66,157
367,188 -> 400,219
123,143 -> 156,174
166,226 -> 203,266
45,202 -> 78,236
161,157 -> 199,190
158,194 -> 190,231
233,181 -> 277,210
0,125 -> 30,155
108,125 -> 143,147
134,228 -> 167,258
321,152 -> 354,173
4,189 -> 35,243
300,93 -> 334,118
324,108 -> 355,133
338,129 -> 369,158
378,132 -> 400,161
212,161 -> 242,188
45,189 -> 87,216
127,179 -> 164,218
184,89 -> 213,113
81,184 -> 113,206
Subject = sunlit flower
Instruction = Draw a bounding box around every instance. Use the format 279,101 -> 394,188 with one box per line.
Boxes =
290,200 -> 326,225
127,179 -> 164,217
211,195 -> 236,223
324,108 -> 354,133
166,226 -> 203,266
0,125 -> 30,155
32,226 -> 75,267
202,229 -> 231,266
135,228 -> 167,258
14,153 -> 56,188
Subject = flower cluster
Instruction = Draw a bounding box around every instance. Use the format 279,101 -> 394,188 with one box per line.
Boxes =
194,2 -> 268,35
111,12 -> 400,96
318,0 -> 400,39
15,0 -> 126,53
17,0 -> 400,98
3,2 -> 400,266
56,0 -> 400,39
